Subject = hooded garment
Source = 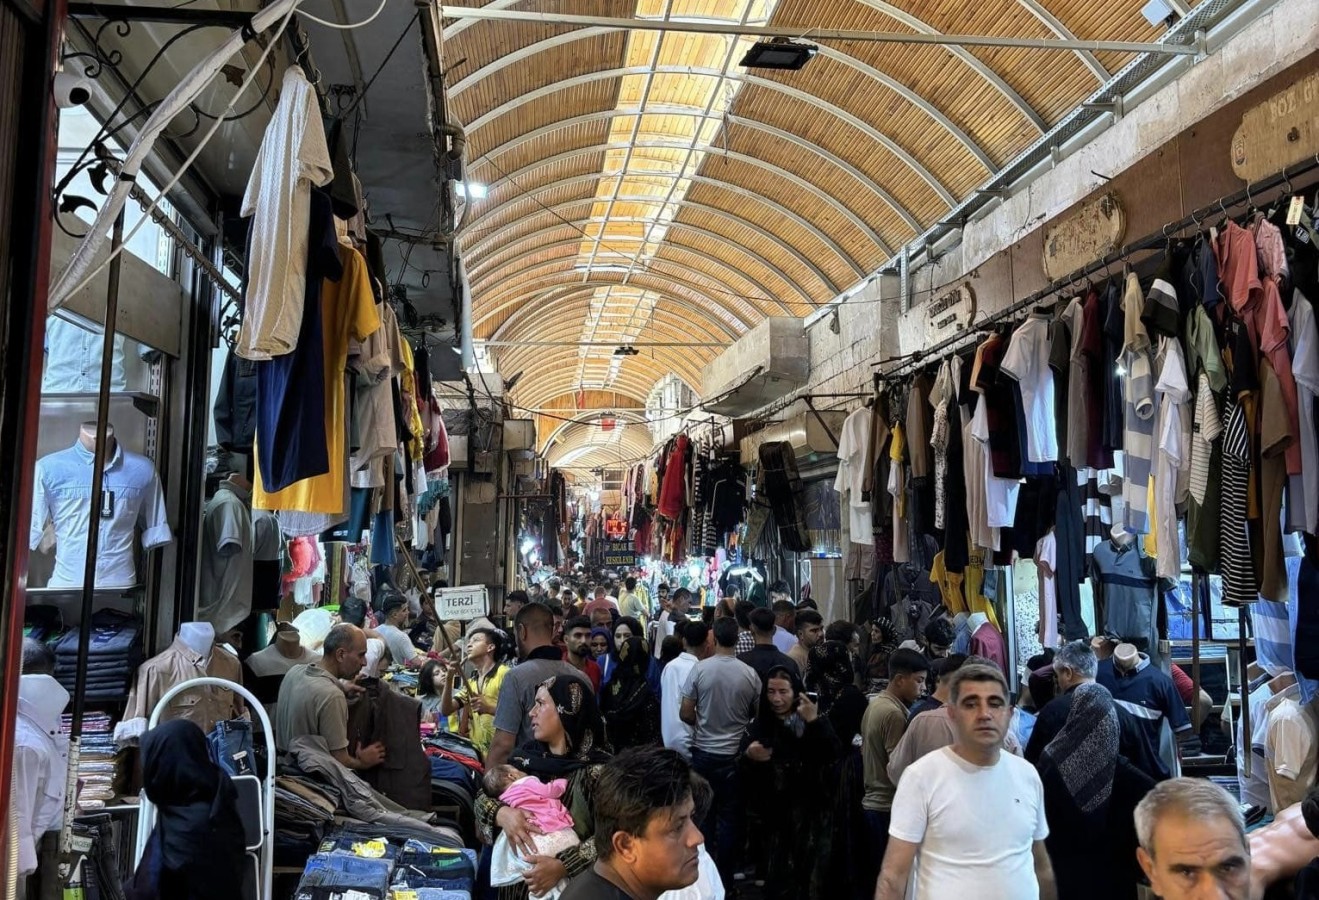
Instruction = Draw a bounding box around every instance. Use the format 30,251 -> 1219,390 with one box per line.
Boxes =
127,720 -> 246,900
13,675 -> 70,876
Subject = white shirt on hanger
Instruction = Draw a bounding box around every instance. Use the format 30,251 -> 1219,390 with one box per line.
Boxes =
236,65 -> 334,360
1000,314 -> 1058,463
834,406 -> 873,545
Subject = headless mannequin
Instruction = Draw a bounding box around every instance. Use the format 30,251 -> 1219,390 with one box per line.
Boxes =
179,621 -> 215,660
274,626 -> 303,660
1114,642 -> 1140,672
78,421 -> 116,456
1109,523 -> 1135,548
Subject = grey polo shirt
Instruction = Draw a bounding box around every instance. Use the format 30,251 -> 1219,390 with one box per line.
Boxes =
492,653 -> 590,750
275,663 -> 348,753
680,654 -> 761,757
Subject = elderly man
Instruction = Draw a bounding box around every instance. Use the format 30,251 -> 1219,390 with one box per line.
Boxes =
1134,778 -> 1251,900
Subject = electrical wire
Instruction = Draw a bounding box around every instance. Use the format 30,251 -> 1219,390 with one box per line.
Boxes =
341,12 -> 417,120
298,0 -> 390,30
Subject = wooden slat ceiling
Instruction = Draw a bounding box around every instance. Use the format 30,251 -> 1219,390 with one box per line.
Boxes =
446,0 -> 1195,459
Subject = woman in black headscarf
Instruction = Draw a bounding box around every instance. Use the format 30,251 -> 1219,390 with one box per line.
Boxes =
1037,681 -> 1155,900
866,617 -> 898,690
126,720 -> 246,900
741,665 -> 841,900
807,639 -> 868,743
475,675 -> 612,900
600,636 -> 661,750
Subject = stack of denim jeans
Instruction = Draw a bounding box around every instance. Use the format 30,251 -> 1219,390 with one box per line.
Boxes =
53,609 -> 142,701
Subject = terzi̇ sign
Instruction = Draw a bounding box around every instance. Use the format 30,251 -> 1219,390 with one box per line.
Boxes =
433,585 -> 488,621
603,542 -> 637,567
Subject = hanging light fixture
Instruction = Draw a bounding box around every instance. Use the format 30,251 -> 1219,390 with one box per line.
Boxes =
739,37 -> 817,71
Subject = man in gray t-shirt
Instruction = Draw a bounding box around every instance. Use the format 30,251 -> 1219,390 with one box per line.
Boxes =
679,618 -> 761,884
487,603 -> 589,768
376,591 -> 425,665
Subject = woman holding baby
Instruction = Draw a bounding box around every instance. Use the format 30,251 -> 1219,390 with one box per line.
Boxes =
476,675 -> 612,900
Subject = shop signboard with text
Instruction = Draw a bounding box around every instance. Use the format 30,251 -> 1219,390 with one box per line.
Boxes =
603,542 -> 637,568
434,585 -> 488,621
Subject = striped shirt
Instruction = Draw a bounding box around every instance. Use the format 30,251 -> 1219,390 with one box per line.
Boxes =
1220,398 -> 1257,606
1121,276 -> 1156,533
1188,372 -> 1222,505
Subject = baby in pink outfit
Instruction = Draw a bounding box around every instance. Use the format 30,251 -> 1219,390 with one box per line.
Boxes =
485,765 -> 580,900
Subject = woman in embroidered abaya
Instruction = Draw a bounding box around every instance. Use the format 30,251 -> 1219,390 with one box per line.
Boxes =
600,636 -> 661,750
474,676 -> 612,900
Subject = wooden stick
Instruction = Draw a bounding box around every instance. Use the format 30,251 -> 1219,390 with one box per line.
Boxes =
395,533 -> 476,697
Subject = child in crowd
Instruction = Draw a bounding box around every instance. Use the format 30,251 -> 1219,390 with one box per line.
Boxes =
485,764 -> 580,900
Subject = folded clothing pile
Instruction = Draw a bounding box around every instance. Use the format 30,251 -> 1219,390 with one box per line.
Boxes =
53,609 -> 143,701
63,712 -> 127,811
292,828 -> 474,900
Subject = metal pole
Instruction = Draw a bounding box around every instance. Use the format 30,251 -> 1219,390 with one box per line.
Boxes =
61,207 -> 126,855
436,7 -> 1201,55
1191,573 -> 1202,733
1239,606 -> 1250,780
395,533 -> 476,698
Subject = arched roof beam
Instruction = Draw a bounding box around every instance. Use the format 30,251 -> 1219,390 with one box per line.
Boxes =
442,0 -> 1045,132
464,172 -> 867,277
475,278 -> 746,340
470,236 -> 801,316
461,186 -> 837,296
468,216 -> 814,307
472,109 -> 920,232
1014,0 -> 1109,81
470,140 -> 892,253
854,0 -> 1048,132
449,25 -> 994,172
541,413 -> 651,455
495,307 -> 732,349
502,346 -> 710,397
505,349 -> 708,396
465,66 -> 955,207
474,252 -> 765,325
469,239 -> 795,317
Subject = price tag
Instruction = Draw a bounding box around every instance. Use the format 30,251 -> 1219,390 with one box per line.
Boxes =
351,839 -> 388,858
1287,195 -> 1305,226
392,892 -> 419,900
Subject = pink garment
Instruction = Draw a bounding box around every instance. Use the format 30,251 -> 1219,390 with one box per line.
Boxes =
581,597 -> 618,619
501,776 -> 575,833
969,622 -> 1008,675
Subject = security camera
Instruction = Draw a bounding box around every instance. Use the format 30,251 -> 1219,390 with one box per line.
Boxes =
53,71 -> 92,109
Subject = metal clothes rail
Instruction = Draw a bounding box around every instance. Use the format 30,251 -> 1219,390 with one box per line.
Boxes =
874,154 -> 1319,381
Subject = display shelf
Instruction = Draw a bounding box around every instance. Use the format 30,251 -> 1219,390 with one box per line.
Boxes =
40,391 -> 159,415
26,584 -> 143,599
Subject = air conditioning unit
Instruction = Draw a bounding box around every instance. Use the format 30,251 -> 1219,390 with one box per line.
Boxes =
701,318 -> 809,416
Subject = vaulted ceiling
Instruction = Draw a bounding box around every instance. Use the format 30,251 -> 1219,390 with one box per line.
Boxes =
443,0 -> 1203,444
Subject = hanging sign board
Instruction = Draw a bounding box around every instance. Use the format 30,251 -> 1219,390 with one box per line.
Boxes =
603,542 -> 637,568
1231,71 -> 1319,183
925,283 -> 976,344
604,517 -> 627,539
1042,191 -> 1125,281
433,585 -> 488,621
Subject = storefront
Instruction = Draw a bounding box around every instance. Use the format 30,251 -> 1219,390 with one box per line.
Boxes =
6,0 -> 1319,897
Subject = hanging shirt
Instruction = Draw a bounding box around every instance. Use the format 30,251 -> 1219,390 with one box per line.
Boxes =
1289,290 -> 1319,534
1153,338 -> 1191,579
1220,396 -> 1258,606
1035,531 -> 1059,648
1058,296 -> 1089,467
833,406 -> 873,545
1091,539 -> 1159,652
1001,314 -> 1058,463
889,422 -> 909,564
237,66 -> 335,360
970,400 -> 1020,530
254,241 -> 381,515
42,316 -> 127,393
30,440 -> 172,588
197,480 -> 254,635
1265,696 -> 1318,813
1121,273 -> 1156,534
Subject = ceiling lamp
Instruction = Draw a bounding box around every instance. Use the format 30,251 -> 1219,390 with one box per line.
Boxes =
739,38 -> 817,71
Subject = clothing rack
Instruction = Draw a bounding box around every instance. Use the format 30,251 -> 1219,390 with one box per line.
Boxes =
874,154 -> 1319,381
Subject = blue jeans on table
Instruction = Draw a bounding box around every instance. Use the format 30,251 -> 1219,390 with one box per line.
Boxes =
691,749 -> 742,885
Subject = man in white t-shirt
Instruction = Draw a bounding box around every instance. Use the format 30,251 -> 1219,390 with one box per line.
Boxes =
877,663 -> 1056,900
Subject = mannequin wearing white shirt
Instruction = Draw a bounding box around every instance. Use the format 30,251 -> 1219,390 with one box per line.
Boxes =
78,420 -> 114,455
12,674 -> 71,882
179,621 -> 215,660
